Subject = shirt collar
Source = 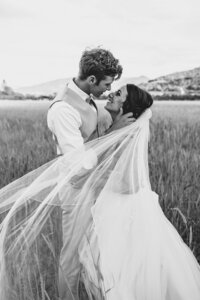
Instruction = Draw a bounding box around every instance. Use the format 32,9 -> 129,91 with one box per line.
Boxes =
68,78 -> 89,102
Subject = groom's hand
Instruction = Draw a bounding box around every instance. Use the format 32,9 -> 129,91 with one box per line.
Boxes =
108,109 -> 136,132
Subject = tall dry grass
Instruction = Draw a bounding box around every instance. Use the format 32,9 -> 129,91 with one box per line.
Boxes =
149,119 -> 200,261
0,104 -> 56,187
0,101 -> 200,299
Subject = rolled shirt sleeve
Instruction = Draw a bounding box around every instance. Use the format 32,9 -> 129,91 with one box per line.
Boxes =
47,102 -> 84,154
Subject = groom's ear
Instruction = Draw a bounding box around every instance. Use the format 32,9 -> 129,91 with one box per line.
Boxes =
87,75 -> 97,85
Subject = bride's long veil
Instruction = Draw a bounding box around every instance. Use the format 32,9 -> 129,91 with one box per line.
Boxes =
1,108 -> 199,300
0,108 -> 150,299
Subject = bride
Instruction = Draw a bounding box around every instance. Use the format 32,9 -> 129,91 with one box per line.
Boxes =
0,84 -> 199,300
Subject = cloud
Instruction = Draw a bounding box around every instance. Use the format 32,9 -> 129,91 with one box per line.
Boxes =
0,1 -> 34,19
0,0 -> 200,86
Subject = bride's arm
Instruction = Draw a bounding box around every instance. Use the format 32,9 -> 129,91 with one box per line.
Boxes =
105,112 -> 136,134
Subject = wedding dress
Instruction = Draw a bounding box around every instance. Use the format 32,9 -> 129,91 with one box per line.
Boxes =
0,109 -> 199,300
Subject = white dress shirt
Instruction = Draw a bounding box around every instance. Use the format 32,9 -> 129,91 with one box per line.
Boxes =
47,79 -> 97,155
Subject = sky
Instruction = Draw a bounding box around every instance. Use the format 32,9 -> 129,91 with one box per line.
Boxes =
0,0 -> 200,88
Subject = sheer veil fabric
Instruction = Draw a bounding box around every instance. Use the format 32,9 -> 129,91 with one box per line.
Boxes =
0,109 -> 200,300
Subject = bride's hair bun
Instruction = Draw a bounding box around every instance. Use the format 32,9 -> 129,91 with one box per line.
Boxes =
122,84 -> 153,118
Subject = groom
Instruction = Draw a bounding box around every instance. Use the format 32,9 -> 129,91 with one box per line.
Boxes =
47,47 -> 134,155
47,47 -> 134,300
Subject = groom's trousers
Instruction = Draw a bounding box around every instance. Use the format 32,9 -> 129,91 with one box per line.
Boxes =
59,189 -> 81,300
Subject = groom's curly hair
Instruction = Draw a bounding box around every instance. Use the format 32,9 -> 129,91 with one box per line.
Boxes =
79,48 -> 123,84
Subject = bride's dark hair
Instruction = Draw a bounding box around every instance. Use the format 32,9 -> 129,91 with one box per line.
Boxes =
122,84 -> 153,118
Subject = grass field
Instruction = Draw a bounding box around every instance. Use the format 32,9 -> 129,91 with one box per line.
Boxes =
0,100 -> 200,298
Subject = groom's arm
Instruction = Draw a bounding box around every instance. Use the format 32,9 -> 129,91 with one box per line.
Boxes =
47,102 -> 84,154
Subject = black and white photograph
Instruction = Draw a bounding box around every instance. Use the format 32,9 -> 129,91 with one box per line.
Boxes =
0,0 -> 200,299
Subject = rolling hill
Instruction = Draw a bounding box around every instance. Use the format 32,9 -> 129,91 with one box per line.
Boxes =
140,67 -> 200,97
16,76 -> 149,95
2,66 -> 200,100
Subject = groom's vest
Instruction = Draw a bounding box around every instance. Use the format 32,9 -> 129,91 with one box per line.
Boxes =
49,86 -> 98,152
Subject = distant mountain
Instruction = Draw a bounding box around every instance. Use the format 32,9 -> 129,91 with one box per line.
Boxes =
158,67 -> 200,81
16,76 -> 149,96
17,78 -> 72,96
140,67 -> 200,97
12,66 -> 200,100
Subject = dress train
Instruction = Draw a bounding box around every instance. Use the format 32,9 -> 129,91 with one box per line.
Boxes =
79,188 -> 200,300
